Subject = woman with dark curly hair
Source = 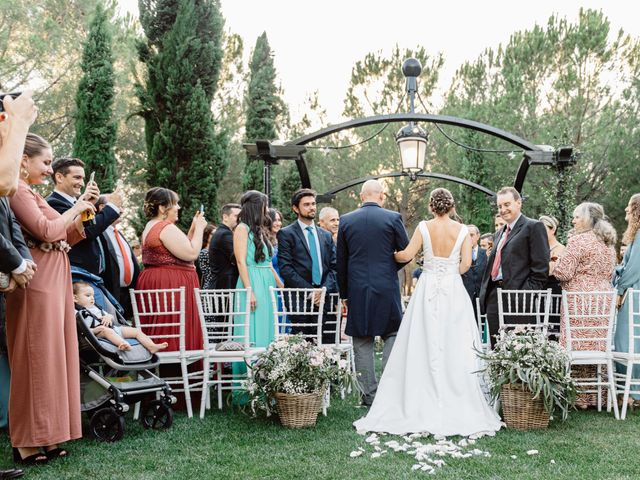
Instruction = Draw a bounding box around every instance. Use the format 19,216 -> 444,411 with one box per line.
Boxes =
354,187 -> 502,437
613,193 -> 640,399
137,187 -> 207,352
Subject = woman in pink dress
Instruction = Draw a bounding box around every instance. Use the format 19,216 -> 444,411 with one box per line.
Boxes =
553,202 -> 617,408
137,187 -> 206,352
6,133 -> 95,464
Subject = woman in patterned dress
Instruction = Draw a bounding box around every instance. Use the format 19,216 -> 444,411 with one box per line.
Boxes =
553,202 -> 617,408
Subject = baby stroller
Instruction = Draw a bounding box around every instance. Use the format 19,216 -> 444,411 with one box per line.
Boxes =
73,268 -> 176,442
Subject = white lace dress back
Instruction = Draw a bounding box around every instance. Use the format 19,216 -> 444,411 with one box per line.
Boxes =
353,222 -> 503,436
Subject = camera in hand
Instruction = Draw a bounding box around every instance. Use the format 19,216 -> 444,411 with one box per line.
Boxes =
0,92 -> 23,113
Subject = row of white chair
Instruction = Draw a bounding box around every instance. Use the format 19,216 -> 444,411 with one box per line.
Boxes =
476,288 -> 640,420
129,287 -> 355,419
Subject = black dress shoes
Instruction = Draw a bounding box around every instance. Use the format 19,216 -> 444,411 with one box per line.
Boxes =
0,469 -> 24,479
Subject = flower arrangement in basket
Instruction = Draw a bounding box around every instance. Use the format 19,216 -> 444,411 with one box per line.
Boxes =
246,335 -> 355,427
477,327 -> 577,429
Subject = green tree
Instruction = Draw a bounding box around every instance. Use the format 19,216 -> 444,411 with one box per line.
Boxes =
73,2 -> 117,191
443,9 -> 639,239
137,0 -> 228,228
243,32 -> 286,192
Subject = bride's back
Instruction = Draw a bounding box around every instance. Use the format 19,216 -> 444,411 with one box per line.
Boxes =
425,219 -> 463,258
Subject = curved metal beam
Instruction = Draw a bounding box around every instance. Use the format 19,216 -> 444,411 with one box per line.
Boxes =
287,113 -> 542,152
316,171 -> 495,203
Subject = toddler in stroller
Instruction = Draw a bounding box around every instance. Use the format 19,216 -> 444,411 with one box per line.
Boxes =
74,281 -> 168,353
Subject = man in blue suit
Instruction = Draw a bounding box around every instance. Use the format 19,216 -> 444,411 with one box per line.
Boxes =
277,188 -> 337,343
337,180 -> 409,406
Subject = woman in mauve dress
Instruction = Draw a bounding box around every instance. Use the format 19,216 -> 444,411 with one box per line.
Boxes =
6,133 -> 95,464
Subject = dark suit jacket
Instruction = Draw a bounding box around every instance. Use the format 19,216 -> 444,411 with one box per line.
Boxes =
336,202 -> 409,337
98,230 -> 140,319
0,196 -> 32,350
0,197 -> 31,274
46,191 -> 119,275
462,247 -> 488,300
277,222 -> 337,293
208,224 -> 238,289
478,214 -> 549,311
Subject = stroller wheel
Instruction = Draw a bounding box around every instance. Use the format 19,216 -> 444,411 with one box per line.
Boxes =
141,400 -> 174,430
89,407 -> 125,442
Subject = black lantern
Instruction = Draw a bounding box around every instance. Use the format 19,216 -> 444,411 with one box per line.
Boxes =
396,58 -> 427,180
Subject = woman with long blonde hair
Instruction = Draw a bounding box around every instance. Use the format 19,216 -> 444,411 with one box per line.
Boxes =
613,193 -> 640,400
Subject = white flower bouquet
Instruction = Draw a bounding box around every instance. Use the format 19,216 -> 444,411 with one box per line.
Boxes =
246,334 -> 354,416
477,327 -> 577,421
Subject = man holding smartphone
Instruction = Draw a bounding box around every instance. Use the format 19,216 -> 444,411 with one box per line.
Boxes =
47,158 -> 122,282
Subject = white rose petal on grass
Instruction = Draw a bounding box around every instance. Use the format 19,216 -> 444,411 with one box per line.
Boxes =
371,452 -> 381,459
349,450 -> 363,458
526,450 -> 539,456
550,460 -> 556,465
511,455 -> 518,459
365,433 -> 378,443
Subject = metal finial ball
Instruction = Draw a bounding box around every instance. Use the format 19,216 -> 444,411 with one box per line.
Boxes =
402,58 -> 422,78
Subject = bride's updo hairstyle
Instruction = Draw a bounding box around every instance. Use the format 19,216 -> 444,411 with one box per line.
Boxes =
429,188 -> 455,216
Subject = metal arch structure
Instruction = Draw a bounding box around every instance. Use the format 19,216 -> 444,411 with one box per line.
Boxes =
316,172 -> 496,203
243,113 -> 575,203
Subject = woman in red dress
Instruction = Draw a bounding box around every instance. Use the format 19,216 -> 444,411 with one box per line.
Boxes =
6,134 -> 94,464
137,187 -> 207,351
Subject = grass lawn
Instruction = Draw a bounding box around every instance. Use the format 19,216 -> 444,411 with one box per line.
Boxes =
1,395 -> 639,480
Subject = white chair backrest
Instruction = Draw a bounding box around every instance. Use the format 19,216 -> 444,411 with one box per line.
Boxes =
475,296 -> 490,343
626,289 -> 640,355
195,288 -> 251,350
324,293 -> 342,345
269,287 -> 327,344
130,287 -> 186,351
562,290 -> 617,353
497,288 -> 552,333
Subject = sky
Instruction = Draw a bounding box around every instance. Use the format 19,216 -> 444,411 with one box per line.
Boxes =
117,0 -> 640,124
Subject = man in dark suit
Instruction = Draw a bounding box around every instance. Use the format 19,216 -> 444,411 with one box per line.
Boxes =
96,195 -> 140,320
336,180 -> 409,406
0,196 -> 35,436
462,224 -> 488,314
208,203 -> 241,289
277,189 -> 338,343
479,187 -> 549,347
46,157 -> 121,276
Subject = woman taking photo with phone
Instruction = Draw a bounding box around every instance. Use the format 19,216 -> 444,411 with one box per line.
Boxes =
6,133 -> 95,464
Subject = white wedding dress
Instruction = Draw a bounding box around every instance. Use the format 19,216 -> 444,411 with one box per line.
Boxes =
353,222 -> 503,437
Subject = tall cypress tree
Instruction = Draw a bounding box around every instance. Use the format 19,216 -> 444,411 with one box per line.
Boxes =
137,0 -> 227,228
73,2 -> 117,191
243,32 -> 283,192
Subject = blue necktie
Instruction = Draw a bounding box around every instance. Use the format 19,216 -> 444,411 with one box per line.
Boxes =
306,226 -> 322,285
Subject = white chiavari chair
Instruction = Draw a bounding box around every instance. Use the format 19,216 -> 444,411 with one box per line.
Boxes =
563,290 -> 619,418
130,287 -> 204,418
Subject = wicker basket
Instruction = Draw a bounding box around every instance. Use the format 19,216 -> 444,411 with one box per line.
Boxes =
500,384 -> 550,430
274,392 -> 323,428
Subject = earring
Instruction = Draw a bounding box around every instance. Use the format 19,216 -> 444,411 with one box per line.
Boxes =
20,167 -> 29,179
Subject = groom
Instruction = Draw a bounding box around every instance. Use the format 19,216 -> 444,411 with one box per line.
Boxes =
336,180 -> 409,407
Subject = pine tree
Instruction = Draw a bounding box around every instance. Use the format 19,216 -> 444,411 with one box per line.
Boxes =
243,32 -> 284,192
73,2 -> 117,191
137,0 -> 227,228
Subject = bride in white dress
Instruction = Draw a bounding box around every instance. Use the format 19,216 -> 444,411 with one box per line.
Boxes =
353,188 -> 502,437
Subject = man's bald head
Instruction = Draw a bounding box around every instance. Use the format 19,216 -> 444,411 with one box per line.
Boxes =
360,179 -> 385,206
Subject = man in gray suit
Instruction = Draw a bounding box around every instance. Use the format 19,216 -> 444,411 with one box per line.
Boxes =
336,180 -> 409,406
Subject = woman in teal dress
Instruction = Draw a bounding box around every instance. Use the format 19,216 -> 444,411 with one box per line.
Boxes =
614,193 -> 640,400
232,192 -> 283,392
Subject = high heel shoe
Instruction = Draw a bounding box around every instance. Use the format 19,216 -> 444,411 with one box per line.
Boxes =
45,447 -> 69,460
12,447 -> 48,465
